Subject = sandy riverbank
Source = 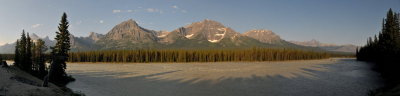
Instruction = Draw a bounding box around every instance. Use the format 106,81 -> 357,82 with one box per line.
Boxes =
66,58 -> 382,96
68,58 -> 337,84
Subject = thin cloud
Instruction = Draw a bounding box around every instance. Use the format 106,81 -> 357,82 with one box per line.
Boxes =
113,10 -> 122,13
146,8 -> 163,14
113,9 -> 135,13
146,8 -> 158,13
76,20 -> 82,25
113,8 -> 164,14
181,10 -> 187,13
31,24 -> 42,28
172,5 -> 178,9
171,6 -> 187,13
99,20 -> 104,24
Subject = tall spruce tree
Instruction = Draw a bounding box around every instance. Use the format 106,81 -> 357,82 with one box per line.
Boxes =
50,12 -> 72,85
0,53 -> 2,62
19,31 -> 27,70
14,40 -> 20,67
26,33 -> 33,72
382,9 -> 400,60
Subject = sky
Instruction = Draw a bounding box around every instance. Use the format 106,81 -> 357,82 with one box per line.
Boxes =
0,0 -> 399,46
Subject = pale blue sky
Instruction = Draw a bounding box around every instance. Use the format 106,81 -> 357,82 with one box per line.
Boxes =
0,0 -> 399,46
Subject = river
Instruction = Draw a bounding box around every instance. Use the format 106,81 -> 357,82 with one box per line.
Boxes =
66,58 -> 382,96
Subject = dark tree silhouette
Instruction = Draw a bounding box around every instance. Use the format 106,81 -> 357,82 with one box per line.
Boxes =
26,33 -> 33,72
49,12 -> 74,86
13,30 -> 47,76
357,8 -> 400,85
18,31 -> 27,70
357,9 -> 400,96
14,30 -> 34,72
14,40 -> 20,67
32,39 -> 48,78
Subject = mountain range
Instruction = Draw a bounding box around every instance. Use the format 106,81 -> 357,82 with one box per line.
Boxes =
289,39 -> 358,53
0,19 -> 356,53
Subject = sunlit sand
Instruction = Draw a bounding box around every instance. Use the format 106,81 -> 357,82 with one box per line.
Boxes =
67,59 -> 336,84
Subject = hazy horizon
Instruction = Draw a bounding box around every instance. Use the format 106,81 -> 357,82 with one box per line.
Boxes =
1,0 -> 399,46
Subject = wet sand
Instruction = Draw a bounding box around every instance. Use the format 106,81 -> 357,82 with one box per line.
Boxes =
67,58 -> 383,96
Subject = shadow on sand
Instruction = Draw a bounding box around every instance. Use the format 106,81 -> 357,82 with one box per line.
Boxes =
67,59 -> 383,96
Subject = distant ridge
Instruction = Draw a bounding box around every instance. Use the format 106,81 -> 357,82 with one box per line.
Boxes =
243,29 -> 283,44
289,39 -> 358,53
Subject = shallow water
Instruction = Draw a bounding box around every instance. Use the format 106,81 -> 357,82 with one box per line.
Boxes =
66,58 -> 382,96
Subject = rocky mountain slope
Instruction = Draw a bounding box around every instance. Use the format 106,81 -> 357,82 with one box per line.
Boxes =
290,39 -> 336,47
156,19 -> 274,49
1,19 -> 342,53
289,39 -> 358,53
243,29 -> 284,44
96,19 -> 160,49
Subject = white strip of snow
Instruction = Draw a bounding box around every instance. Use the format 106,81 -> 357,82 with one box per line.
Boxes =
208,39 -> 220,43
217,28 -> 226,31
215,33 -> 225,36
208,28 -> 227,43
185,34 -> 194,38
157,35 -> 167,38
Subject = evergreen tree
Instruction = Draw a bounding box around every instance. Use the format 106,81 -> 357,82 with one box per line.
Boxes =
33,39 -> 48,78
26,33 -> 33,72
14,40 -> 20,67
13,31 -> 49,79
50,12 -> 72,85
19,31 -> 27,70
379,9 -> 400,55
357,8 -> 400,84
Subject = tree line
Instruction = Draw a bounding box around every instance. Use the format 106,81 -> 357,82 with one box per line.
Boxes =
14,30 -> 47,78
0,54 -> 14,60
68,48 -> 332,63
356,9 -> 400,95
12,13 -> 73,86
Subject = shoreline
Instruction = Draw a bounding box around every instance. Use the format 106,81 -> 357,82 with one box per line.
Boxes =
66,58 -> 353,64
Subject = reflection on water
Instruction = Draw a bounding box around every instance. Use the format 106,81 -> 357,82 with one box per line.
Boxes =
67,58 -> 383,96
